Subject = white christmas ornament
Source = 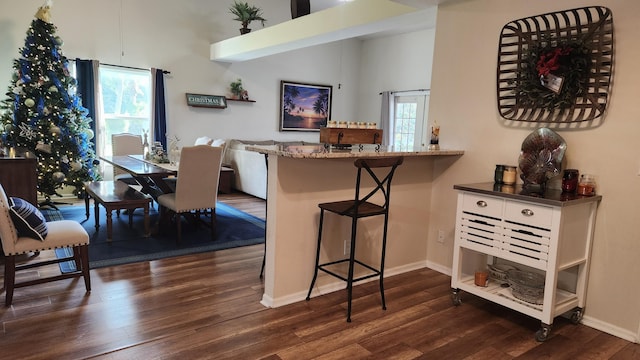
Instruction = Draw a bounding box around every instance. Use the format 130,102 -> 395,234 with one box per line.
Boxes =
52,172 -> 65,183
24,98 -> 35,107
35,141 -> 52,153
71,161 -> 83,171
50,125 -> 61,134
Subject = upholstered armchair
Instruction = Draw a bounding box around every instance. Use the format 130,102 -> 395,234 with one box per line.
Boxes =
0,184 -> 91,306
157,145 -> 223,244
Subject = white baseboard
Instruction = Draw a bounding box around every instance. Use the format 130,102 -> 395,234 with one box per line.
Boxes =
581,315 -> 639,343
264,260 -> 428,308
426,260 -> 451,276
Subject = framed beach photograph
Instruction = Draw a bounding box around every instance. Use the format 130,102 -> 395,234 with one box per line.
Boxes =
279,80 -> 332,131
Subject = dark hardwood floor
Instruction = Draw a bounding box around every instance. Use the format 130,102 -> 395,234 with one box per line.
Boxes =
0,191 -> 638,359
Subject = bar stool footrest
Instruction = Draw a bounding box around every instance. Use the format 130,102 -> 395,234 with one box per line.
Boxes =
317,258 -> 382,283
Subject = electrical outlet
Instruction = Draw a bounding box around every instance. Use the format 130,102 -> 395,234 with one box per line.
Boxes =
344,240 -> 351,255
437,230 -> 445,244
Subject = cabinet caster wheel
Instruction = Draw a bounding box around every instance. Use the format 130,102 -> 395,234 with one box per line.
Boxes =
451,289 -> 461,306
570,308 -> 583,324
535,324 -> 552,342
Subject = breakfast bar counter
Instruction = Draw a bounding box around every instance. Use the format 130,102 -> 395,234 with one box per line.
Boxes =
249,144 -> 464,308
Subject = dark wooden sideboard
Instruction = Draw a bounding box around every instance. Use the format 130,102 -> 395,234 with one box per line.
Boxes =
0,157 -> 38,206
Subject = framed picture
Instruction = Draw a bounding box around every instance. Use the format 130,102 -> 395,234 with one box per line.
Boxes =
279,80 -> 332,131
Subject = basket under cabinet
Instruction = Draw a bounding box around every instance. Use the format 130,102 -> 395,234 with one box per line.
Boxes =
450,183 -> 601,342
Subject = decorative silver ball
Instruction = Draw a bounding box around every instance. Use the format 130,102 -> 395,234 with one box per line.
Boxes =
52,171 -> 65,183
71,161 -> 83,171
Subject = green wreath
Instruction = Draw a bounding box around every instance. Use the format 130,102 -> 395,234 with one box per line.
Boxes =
511,38 -> 591,110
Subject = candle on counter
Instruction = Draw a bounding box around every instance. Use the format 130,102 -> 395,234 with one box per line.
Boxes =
502,166 -> 517,185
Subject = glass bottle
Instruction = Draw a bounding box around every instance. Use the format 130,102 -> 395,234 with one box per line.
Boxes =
494,165 -> 505,184
142,132 -> 150,160
562,169 -> 579,193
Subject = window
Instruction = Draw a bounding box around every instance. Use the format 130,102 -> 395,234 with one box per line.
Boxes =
97,65 -> 152,157
390,91 -> 430,151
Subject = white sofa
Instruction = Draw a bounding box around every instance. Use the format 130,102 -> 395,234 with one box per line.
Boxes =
223,139 -> 316,199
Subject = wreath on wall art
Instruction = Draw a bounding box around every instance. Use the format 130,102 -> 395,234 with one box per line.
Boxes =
511,38 -> 591,111
496,6 -> 614,123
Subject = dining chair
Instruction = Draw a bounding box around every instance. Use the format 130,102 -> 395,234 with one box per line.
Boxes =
0,184 -> 91,306
111,133 -> 143,185
156,145 -> 223,244
306,156 -> 404,322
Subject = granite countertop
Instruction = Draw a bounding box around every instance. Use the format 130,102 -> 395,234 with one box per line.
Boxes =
246,144 -> 464,159
454,182 -> 602,207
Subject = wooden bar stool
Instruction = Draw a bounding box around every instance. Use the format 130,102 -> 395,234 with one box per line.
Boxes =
306,156 -> 403,322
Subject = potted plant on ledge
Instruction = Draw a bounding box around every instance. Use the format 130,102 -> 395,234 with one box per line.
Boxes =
229,1 -> 266,35
230,78 -> 244,99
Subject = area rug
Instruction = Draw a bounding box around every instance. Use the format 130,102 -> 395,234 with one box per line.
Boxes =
43,202 -> 265,270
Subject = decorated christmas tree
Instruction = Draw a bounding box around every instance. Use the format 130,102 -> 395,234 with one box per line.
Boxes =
0,2 -> 99,204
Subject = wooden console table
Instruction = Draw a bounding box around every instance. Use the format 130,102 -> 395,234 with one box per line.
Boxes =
0,157 -> 37,206
218,166 -> 234,194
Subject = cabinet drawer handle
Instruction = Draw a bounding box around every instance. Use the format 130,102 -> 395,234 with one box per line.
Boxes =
476,200 -> 487,208
521,209 -> 534,217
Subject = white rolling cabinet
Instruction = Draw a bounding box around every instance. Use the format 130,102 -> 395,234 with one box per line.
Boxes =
450,183 -> 601,341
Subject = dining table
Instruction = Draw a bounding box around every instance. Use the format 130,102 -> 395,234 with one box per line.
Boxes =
100,155 -> 177,197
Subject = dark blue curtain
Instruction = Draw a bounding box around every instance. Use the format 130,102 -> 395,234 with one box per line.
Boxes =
75,59 -> 97,148
153,69 -> 167,148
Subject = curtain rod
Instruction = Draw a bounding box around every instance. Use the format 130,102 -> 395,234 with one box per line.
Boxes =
379,88 -> 429,95
100,62 -> 171,74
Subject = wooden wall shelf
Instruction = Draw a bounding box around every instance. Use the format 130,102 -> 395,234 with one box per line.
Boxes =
226,98 -> 256,103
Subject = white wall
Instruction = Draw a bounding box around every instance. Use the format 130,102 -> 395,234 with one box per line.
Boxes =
428,0 -> 640,342
357,27 -> 436,124
0,0 -> 359,146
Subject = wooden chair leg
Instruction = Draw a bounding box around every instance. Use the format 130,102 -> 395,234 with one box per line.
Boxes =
176,213 -> 182,245
128,209 -> 134,228
79,245 -> 91,291
4,255 -> 16,307
210,209 -> 216,241
73,246 -> 82,271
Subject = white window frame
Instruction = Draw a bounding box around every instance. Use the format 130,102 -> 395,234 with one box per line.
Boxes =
388,90 -> 430,150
